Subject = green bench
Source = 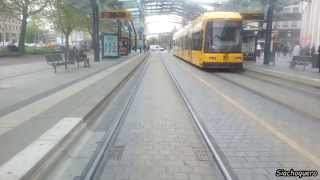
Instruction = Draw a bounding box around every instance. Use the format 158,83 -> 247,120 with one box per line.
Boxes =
45,53 -> 66,73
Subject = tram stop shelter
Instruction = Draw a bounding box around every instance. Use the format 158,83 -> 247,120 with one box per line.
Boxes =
241,12 -> 265,61
64,0 -> 205,61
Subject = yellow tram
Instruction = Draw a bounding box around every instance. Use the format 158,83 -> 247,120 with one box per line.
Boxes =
173,12 -> 244,69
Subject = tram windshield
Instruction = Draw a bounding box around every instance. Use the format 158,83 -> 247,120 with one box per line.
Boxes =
205,21 -> 242,53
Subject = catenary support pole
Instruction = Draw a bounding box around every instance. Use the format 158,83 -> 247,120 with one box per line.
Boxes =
264,0 -> 274,65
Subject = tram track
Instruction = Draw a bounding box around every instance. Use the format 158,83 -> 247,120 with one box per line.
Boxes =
80,55 -> 151,180
79,52 -> 235,180
159,53 -> 237,180
212,73 -> 320,121
165,53 -> 320,167
241,71 -> 320,98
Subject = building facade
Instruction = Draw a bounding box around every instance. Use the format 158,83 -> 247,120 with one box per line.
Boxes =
0,13 -> 21,45
300,0 -> 320,48
273,2 -> 304,47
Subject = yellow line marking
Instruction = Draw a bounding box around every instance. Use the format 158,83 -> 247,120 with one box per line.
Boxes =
176,60 -> 320,167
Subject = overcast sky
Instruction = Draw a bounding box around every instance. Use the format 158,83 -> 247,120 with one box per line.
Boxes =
146,0 -> 226,35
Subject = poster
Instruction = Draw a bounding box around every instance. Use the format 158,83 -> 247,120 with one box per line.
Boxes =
119,37 -> 129,56
102,33 -> 119,58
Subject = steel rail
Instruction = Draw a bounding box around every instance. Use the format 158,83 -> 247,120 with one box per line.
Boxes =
159,53 -> 237,180
82,53 -> 150,180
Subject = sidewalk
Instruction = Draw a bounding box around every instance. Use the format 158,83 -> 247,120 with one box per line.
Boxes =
244,54 -> 320,87
0,54 -> 147,179
0,53 -> 137,116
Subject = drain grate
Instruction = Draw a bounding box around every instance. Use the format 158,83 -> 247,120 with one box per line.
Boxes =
107,146 -> 125,161
192,147 -> 209,161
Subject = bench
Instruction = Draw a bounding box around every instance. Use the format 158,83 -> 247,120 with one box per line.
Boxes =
290,56 -> 312,70
45,53 -> 66,73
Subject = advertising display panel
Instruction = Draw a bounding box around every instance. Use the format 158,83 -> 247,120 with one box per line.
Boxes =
102,33 -> 119,58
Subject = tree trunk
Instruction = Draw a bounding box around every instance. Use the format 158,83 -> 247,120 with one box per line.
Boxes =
65,33 -> 70,70
18,13 -> 28,53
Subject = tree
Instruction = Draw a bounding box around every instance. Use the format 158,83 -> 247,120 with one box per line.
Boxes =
78,14 -> 93,47
26,17 -> 44,43
0,0 -> 51,53
147,37 -> 159,45
51,0 -> 84,68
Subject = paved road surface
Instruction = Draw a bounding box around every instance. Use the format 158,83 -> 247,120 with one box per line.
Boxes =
96,53 -> 225,180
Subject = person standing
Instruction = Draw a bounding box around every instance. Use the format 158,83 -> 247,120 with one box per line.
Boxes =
311,45 -> 315,56
292,43 -> 301,57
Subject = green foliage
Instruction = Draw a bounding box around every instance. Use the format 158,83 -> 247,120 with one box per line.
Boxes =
25,47 -> 57,55
26,17 -> 45,43
51,0 -> 84,37
0,0 -> 51,53
147,37 -> 159,45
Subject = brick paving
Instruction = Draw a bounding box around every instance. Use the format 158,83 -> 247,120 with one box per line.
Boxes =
162,52 -> 320,180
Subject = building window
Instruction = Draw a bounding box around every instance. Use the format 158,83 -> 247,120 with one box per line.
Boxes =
283,7 -> 290,13
293,7 -> 299,13
282,21 -> 289,28
292,21 -> 298,28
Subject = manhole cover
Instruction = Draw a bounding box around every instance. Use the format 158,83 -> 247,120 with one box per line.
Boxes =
107,146 -> 125,161
192,147 -> 209,161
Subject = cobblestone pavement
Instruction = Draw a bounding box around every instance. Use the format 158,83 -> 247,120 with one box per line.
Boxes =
97,53 -> 224,180
247,54 -> 320,79
162,52 -> 320,180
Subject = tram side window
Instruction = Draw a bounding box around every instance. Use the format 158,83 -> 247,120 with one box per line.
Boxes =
192,31 -> 202,51
187,36 -> 192,50
183,36 -> 187,49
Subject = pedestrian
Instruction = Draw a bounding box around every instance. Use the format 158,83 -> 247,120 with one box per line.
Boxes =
311,45 -> 316,56
256,43 -> 262,58
283,45 -> 288,56
292,43 -> 301,57
291,42 -> 301,66
304,44 -> 311,56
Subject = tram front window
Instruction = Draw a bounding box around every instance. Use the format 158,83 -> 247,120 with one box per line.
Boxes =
205,21 -> 241,53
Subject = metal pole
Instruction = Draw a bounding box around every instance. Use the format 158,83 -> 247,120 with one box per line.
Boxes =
128,26 -> 132,54
130,21 -> 137,52
90,0 -> 100,62
264,0 -> 274,65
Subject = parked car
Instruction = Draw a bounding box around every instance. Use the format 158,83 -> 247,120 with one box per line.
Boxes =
150,45 -> 165,51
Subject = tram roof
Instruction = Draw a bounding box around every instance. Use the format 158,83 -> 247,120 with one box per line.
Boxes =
200,11 -> 242,21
